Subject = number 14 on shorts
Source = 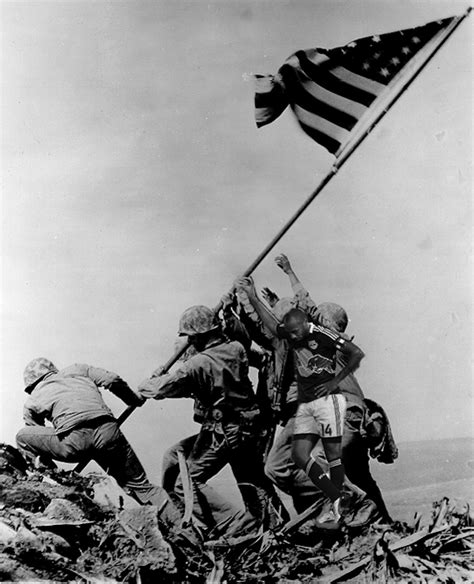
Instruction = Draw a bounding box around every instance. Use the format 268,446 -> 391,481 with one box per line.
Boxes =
322,423 -> 333,436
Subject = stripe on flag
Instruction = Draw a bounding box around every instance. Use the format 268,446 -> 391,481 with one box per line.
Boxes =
293,105 -> 351,146
255,16 -> 456,154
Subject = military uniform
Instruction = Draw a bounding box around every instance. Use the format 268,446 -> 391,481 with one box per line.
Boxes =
16,359 -> 180,527
139,338 -> 269,531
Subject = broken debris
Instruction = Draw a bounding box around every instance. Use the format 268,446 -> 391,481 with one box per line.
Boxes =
0,443 -> 472,582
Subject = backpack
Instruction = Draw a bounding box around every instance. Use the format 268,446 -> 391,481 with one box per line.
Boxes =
362,398 -> 398,464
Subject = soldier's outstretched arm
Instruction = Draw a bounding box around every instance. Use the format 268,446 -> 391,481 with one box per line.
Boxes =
275,254 -> 301,289
235,276 -> 280,337
138,365 -> 195,401
220,293 -> 252,352
275,254 -> 317,319
261,286 -> 280,308
84,365 -> 144,407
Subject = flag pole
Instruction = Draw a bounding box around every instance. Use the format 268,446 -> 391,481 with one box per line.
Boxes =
73,343 -> 189,473
335,6 -> 472,166
242,164 -> 338,276
76,9 -> 470,470
146,6 -> 471,378
164,7 -> 471,356
244,6 -> 471,276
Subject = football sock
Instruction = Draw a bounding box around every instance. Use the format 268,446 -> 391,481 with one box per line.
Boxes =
304,457 -> 341,502
328,458 -> 345,491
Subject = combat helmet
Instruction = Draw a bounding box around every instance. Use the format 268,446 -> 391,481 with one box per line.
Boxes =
178,305 -> 220,337
23,358 -> 58,393
315,302 -> 348,333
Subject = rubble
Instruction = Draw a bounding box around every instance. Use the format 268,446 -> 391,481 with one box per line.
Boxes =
0,444 -> 178,583
92,474 -> 140,509
77,506 -> 177,582
34,498 -> 94,528
211,498 -> 473,583
0,443 -> 472,582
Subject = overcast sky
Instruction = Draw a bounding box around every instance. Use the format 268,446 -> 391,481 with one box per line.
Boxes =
1,1 -> 472,482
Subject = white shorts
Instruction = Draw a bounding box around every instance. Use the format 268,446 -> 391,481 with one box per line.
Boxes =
294,394 -> 347,437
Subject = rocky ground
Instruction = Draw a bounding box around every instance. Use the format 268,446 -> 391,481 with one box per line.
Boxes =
0,443 -> 472,583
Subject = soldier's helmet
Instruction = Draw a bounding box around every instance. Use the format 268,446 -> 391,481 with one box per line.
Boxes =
23,358 -> 58,393
178,305 -> 220,336
315,302 -> 348,333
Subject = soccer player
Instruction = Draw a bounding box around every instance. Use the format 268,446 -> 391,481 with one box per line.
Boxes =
237,277 -> 365,523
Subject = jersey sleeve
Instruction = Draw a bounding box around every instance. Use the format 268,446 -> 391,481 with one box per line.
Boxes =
318,325 -> 346,349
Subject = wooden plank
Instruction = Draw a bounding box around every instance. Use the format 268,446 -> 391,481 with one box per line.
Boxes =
322,525 -> 450,583
278,501 -> 323,535
177,450 -> 194,526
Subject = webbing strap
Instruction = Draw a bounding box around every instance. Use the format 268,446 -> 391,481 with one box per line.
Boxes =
328,458 -> 342,469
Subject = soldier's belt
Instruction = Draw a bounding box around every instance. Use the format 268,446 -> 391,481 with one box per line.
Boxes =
208,407 -> 260,424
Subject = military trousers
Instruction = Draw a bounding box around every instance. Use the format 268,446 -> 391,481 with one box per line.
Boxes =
171,421 -> 271,533
16,418 -> 180,525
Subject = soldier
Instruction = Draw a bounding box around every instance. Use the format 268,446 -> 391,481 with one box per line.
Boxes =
16,358 -> 183,529
160,328 -> 286,528
138,305 -> 271,535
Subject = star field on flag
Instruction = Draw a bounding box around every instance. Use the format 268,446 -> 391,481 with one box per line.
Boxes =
255,17 -> 455,155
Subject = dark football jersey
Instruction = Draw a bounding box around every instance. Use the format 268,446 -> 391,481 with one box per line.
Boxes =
279,323 -> 345,403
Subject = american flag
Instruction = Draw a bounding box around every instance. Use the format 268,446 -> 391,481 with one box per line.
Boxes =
255,17 -> 456,155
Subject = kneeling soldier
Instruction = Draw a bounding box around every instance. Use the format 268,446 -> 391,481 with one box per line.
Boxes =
16,358 -> 182,529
